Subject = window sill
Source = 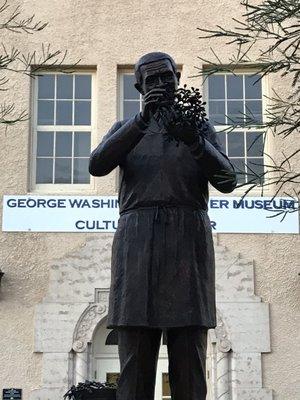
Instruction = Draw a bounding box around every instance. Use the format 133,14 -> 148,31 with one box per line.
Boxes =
28,184 -> 97,196
209,185 -> 271,197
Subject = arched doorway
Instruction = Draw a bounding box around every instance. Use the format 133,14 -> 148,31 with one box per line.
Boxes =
33,241 -> 273,400
91,318 -> 171,399
71,300 -> 232,399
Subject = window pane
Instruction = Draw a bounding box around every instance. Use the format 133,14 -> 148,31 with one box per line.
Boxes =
54,158 -> 72,183
162,373 -> 171,396
245,75 -> 262,99
56,100 -> 73,125
74,159 -> 90,183
217,132 -> 226,152
56,132 -> 72,157
74,101 -> 91,125
38,75 -> 55,99
38,100 -> 54,125
228,131 -> 245,157
208,101 -> 225,125
106,373 -> 120,385
208,75 -> 225,99
74,132 -> 91,157
246,157 -> 264,183
246,132 -> 264,157
123,101 -> 140,119
162,330 -> 167,345
230,158 -> 246,184
227,101 -> 244,124
245,101 -> 262,123
37,132 -> 54,156
75,75 -> 91,99
124,75 -> 139,100
57,74 -> 73,99
36,158 -> 53,183
227,75 -> 243,99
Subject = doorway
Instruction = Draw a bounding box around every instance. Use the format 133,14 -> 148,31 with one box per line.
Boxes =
92,319 -> 171,400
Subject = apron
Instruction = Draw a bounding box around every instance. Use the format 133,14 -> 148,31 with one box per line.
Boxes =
107,119 -> 217,328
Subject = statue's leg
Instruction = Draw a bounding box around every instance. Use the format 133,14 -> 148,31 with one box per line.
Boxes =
167,326 -> 208,400
116,327 -> 162,400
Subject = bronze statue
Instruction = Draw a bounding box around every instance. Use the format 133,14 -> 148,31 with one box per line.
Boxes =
89,52 -> 237,400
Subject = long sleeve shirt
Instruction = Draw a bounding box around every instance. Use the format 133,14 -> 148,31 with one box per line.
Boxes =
89,114 -> 237,214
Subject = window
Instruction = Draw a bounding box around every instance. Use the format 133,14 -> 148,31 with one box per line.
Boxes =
119,72 -> 143,119
106,373 -> 120,385
206,72 -> 265,184
32,71 -> 95,190
162,373 -> 171,399
118,70 -> 265,186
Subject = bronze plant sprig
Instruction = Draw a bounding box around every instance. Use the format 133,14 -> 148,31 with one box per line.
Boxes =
154,84 -> 209,145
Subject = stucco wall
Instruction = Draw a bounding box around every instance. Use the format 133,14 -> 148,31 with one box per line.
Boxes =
0,0 -> 299,399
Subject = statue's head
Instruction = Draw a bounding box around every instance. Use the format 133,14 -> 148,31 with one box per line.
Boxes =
134,52 -> 181,96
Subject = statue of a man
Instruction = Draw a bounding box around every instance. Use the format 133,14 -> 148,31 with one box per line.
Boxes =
89,52 -> 237,400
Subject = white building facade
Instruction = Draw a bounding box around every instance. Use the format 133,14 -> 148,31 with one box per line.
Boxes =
0,1 -> 299,400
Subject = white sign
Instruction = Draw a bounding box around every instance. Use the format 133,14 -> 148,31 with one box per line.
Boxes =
2,195 -> 299,234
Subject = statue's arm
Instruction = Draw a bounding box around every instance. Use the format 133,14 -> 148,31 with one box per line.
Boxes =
190,122 -> 237,193
89,114 -> 148,176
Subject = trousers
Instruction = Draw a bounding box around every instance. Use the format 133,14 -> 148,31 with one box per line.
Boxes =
116,326 -> 208,400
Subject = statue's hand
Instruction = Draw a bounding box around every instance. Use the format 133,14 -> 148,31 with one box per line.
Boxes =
157,106 -> 199,146
167,121 -> 200,146
141,88 -> 169,123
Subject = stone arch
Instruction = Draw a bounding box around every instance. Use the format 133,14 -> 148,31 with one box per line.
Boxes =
206,309 -> 232,400
31,239 -> 272,399
71,289 -> 110,384
71,297 -> 232,388
215,308 -> 231,353
72,303 -> 108,353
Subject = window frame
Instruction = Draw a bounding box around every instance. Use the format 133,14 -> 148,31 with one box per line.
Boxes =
117,68 -> 270,195
118,69 -> 143,120
29,69 -> 97,193
202,68 -> 271,194
115,69 -> 143,192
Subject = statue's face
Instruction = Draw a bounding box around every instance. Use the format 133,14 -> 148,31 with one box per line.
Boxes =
139,59 -> 179,96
